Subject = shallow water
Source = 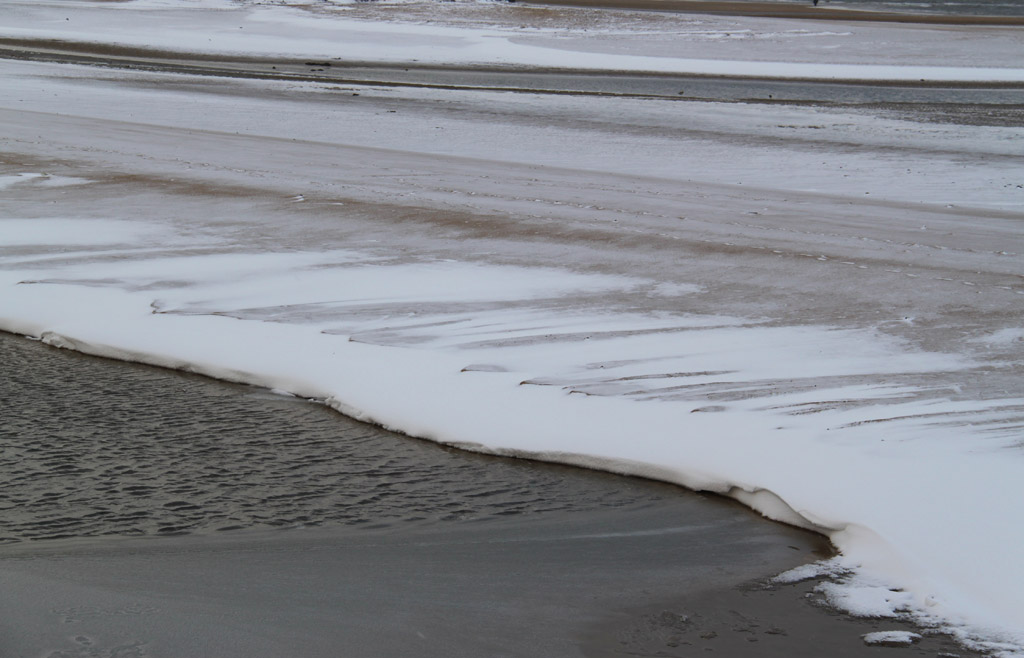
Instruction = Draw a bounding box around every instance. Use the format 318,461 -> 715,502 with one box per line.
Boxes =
0,331 -> 700,543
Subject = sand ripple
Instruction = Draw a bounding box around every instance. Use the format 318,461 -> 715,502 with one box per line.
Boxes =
1,332 -> 675,543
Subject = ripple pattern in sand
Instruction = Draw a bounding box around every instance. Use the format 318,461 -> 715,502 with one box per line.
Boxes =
0,332 -> 678,543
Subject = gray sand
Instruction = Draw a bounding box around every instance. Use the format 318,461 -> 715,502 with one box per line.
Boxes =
0,333 -> 980,657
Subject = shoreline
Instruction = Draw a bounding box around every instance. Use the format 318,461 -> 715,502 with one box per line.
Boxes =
0,332 -> 983,658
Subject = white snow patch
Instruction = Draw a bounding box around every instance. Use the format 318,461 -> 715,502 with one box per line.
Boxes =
817,581 -> 917,618
773,558 -> 849,584
862,631 -> 922,646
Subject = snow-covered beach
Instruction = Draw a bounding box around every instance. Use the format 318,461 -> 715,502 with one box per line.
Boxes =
1,0 -> 1022,654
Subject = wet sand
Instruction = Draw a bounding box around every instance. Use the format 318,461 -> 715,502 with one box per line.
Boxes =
0,332 -> 983,657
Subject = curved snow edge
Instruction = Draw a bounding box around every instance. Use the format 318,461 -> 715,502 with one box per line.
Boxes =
14,326 -> 841,536
3,323 -> 1022,656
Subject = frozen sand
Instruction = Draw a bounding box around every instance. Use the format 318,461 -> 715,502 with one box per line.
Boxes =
1,0 -> 1023,654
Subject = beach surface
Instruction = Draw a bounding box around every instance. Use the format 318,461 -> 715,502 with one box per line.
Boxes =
1,0 -> 1022,655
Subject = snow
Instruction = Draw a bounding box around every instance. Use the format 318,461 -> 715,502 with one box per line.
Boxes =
773,560 -> 848,584
862,631 -> 923,646
1,0 -> 1023,655
820,579 -> 919,618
